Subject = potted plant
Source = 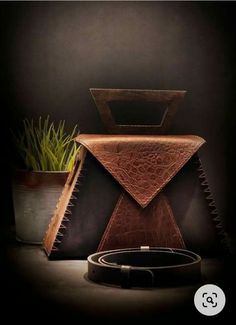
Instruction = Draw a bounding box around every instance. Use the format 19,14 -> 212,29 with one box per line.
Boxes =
11,116 -> 80,244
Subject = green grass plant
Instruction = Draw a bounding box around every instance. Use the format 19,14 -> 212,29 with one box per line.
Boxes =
12,116 -> 80,171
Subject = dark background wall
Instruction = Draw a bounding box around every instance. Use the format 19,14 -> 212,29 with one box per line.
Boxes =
0,1 -> 235,239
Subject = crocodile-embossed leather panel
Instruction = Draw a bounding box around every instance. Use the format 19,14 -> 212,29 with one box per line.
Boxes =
77,134 -> 205,207
97,191 -> 186,251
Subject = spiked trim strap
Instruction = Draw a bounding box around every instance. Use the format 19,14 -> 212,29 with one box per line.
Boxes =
43,147 -> 87,255
194,156 -> 230,254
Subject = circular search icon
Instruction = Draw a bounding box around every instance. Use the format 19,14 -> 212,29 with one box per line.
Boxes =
194,284 -> 226,316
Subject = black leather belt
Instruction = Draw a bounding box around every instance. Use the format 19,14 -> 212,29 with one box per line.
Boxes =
87,247 -> 201,288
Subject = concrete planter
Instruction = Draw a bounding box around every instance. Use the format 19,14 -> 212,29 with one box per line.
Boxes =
12,170 -> 68,244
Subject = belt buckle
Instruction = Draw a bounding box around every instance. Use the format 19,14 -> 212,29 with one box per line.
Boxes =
120,265 -> 155,288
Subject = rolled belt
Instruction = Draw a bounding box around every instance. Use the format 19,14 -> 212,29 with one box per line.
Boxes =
87,247 -> 201,288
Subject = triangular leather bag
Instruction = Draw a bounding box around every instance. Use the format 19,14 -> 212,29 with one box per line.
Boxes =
43,89 -> 227,259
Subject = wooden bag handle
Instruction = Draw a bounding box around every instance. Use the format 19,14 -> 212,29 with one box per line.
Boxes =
90,88 -> 186,134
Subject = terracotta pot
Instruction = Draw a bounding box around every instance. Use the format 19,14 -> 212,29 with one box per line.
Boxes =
12,170 -> 69,244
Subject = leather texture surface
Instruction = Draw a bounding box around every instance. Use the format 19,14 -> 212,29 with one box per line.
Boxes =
98,191 -> 185,251
78,134 -> 205,207
44,134 -> 226,259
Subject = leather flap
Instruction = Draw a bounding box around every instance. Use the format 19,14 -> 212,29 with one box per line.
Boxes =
76,134 -> 205,208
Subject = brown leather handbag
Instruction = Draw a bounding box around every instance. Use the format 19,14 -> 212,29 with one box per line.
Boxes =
43,89 -> 228,259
